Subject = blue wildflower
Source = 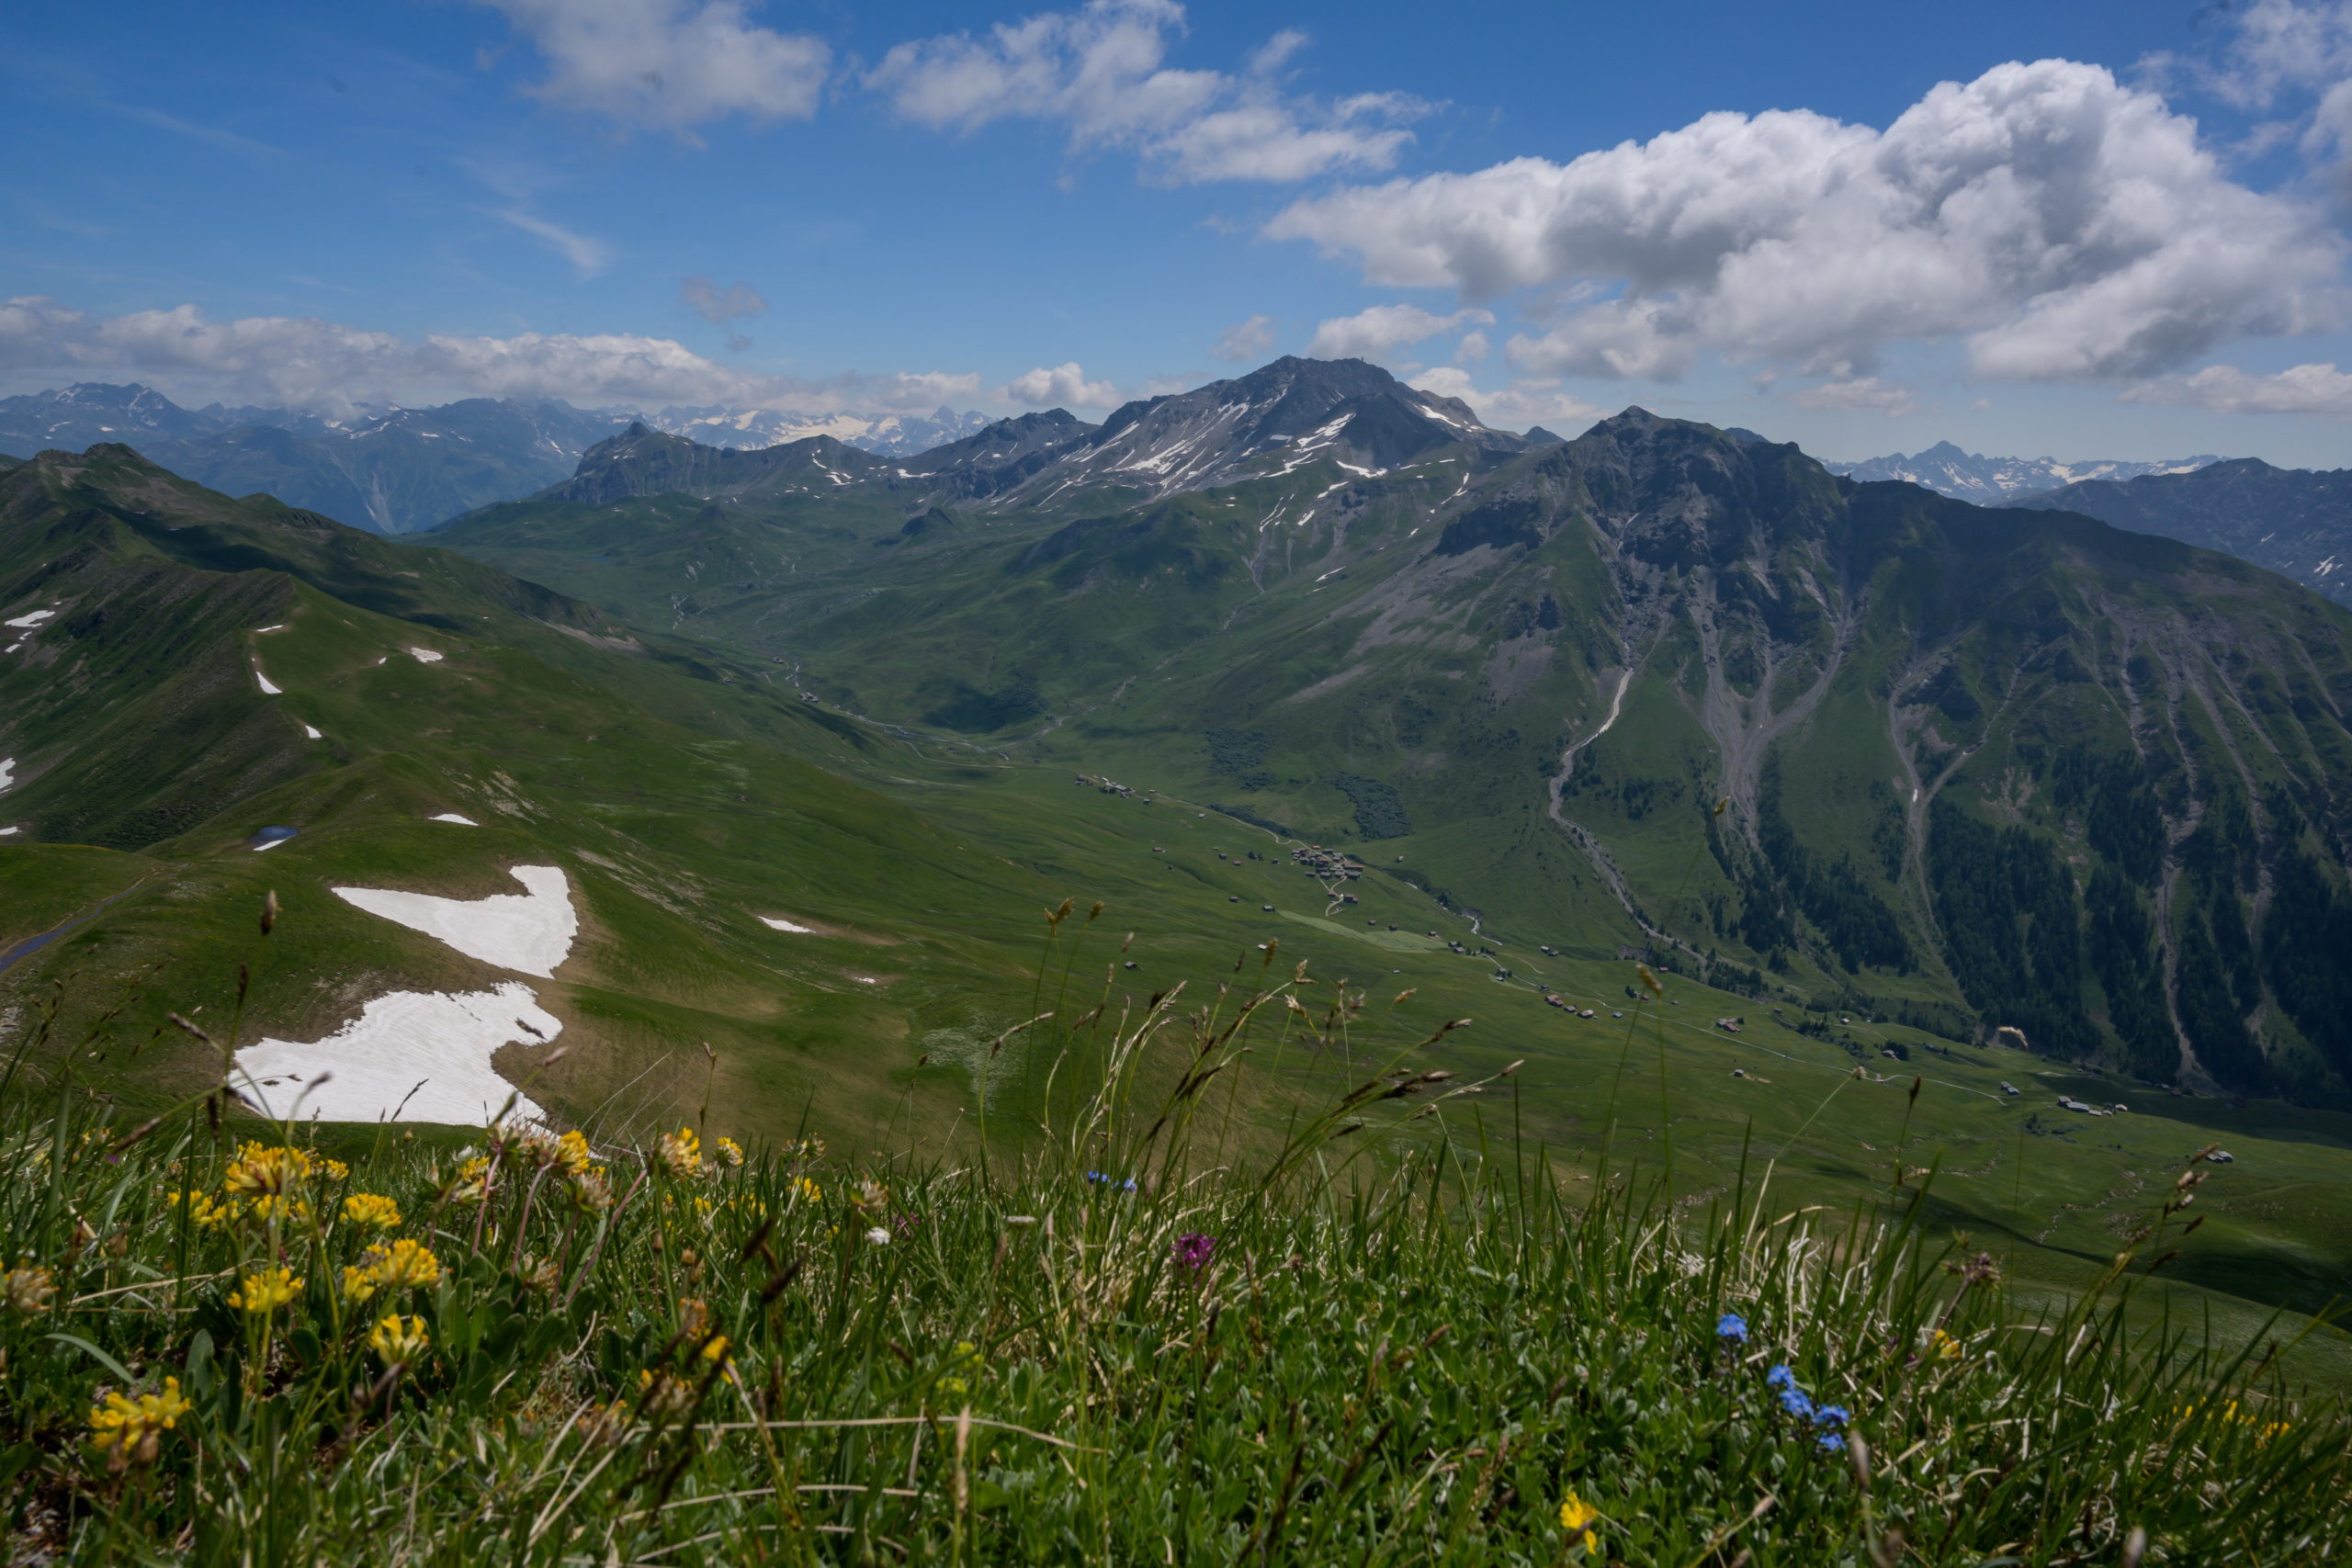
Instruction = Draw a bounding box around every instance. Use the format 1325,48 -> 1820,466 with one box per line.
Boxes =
1765,1364 -> 1798,1392
1779,1387 -> 1815,1419
1817,1432 -> 1847,1453
1814,1404 -> 1849,1429
1716,1313 -> 1748,1343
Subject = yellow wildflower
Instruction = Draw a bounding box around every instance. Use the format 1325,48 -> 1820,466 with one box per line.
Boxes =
716,1136 -> 744,1168
658,1126 -> 703,1179
1926,1327 -> 1962,1361
344,1238 -> 443,1303
319,1156 -> 350,1180
1559,1493 -> 1601,1556
343,1193 -> 402,1229
567,1168 -> 613,1213
447,1155 -> 492,1203
4,1264 -> 56,1314
368,1313 -> 431,1370
87,1377 -> 192,1471
243,1194 -> 311,1226
790,1177 -> 822,1204
556,1129 -> 594,1176
227,1266 -> 302,1315
699,1335 -> 729,1363
166,1190 -> 235,1229
223,1143 -> 312,1196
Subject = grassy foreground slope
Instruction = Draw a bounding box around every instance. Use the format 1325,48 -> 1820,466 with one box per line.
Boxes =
3,447 -> 2349,1371
1,985 -> 2346,1564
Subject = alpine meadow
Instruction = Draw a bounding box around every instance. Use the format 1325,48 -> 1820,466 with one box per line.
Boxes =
8,1 -> 2352,1562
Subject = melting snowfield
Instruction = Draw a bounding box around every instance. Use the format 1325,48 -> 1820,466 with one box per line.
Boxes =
4,609 -> 54,629
430,813 -> 480,825
759,915 -> 815,933
334,864 -> 577,977
408,647 -> 444,664
0,759 -> 13,793
232,983 -> 556,1125
255,669 -> 282,694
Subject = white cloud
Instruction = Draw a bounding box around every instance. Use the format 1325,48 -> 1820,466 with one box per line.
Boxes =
1407,367 -> 1604,434
487,209 -> 614,276
1306,303 -> 1493,362
679,275 -> 768,322
1788,377 -> 1916,416
477,0 -> 830,134
2200,0 -> 2352,192
1213,314 -> 1276,361
1268,60 -> 2348,386
2123,361 -> 2352,415
0,296 -> 975,414
999,361 -> 1122,408
867,0 -> 1424,184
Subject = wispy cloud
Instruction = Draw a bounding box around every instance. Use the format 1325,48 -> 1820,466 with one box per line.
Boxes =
484,208 -> 614,276
680,276 -> 767,322
0,295 -> 980,414
99,102 -> 282,157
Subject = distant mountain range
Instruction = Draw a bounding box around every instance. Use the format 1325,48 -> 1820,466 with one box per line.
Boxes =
1824,440 -> 2220,502
2005,459 -> 2352,608
0,383 -> 989,534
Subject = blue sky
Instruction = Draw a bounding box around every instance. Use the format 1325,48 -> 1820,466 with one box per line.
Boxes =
6,0 -> 2352,464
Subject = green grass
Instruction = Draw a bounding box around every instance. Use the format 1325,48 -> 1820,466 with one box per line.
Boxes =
3,920 -> 2347,1564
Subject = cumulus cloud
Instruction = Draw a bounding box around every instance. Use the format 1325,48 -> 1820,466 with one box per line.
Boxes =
1268,60 -> 2347,385
2123,361 -> 2352,415
999,361 -> 1122,407
0,296 -> 975,414
1306,303 -> 1493,362
680,276 -> 768,322
476,0 -> 830,134
1212,314 -> 1276,361
1788,377 -> 1917,417
868,0 -> 1425,183
487,209 -> 614,276
1407,367 -> 1604,434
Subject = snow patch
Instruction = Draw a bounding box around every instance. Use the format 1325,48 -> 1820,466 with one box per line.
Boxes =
303,725 -> 323,739
255,669 -> 282,694
334,864 -> 577,977
0,827 -> 17,837
232,983 -> 556,1126
408,647 -> 444,664
430,813 -> 480,825
4,609 -> 54,629
254,837 -> 289,852
255,624 -> 285,634
0,759 -> 12,792
759,915 -> 815,933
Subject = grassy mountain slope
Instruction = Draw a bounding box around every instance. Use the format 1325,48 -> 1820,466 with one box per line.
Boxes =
428,391 -> 2352,1112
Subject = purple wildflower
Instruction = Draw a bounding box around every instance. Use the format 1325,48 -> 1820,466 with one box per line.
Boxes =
1171,1232 -> 1216,1270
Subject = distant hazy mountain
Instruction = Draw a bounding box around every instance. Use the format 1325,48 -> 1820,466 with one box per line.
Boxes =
0,383 -> 989,533
1825,440 -> 2220,502
2005,458 -> 2352,607
641,405 -> 990,457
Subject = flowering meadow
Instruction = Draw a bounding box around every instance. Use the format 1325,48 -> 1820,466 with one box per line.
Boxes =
1,912 -> 2347,1562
